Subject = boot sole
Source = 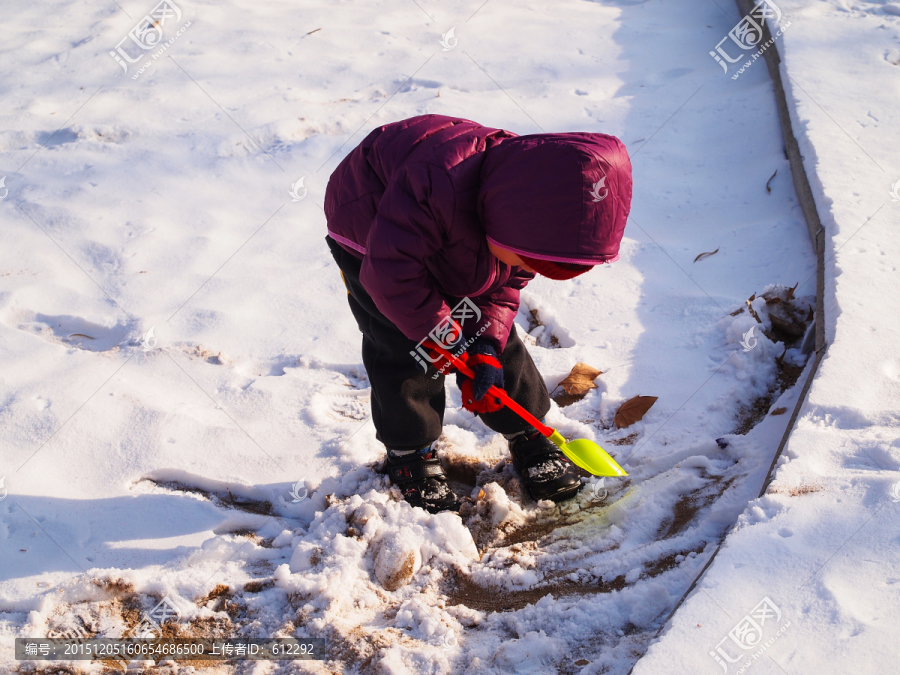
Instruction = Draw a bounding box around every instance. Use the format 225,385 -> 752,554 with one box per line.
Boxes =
406,496 -> 461,514
526,480 -> 583,503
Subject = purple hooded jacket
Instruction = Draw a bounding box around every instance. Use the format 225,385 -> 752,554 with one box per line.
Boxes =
324,114 -> 632,352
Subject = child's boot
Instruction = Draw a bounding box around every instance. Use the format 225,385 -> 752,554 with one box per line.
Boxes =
507,428 -> 582,502
384,445 -> 461,514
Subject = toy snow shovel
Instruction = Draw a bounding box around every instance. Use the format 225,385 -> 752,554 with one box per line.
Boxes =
428,344 -> 627,477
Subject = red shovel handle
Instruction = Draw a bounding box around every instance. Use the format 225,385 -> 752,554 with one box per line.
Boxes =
427,342 -> 554,438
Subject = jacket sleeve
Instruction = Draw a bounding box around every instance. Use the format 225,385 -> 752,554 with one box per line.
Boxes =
359,163 -> 455,343
469,267 -> 534,353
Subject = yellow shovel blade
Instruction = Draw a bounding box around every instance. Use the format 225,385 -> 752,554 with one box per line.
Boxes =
548,431 -> 628,477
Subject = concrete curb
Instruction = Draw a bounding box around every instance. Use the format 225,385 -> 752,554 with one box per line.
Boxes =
733,0 -> 828,497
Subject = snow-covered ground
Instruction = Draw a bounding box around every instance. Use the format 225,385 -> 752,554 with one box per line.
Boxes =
0,0 -> 889,673
635,1 -> 900,674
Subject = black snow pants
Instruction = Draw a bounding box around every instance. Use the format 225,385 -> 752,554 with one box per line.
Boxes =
326,236 -> 551,451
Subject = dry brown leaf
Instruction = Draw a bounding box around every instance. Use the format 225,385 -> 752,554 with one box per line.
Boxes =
614,395 -> 658,429
69,333 -> 95,339
770,407 -> 787,416
785,282 -> 798,301
746,295 -> 763,323
693,248 -> 719,263
558,363 -> 602,395
552,363 -> 603,407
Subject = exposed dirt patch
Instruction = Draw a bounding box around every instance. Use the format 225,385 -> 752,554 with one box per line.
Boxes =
732,284 -> 813,435
766,482 -> 823,496
25,585 -> 250,673
734,396 -> 775,436
610,432 -> 639,446
444,566 -> 617,612
243,579 -> 275,593
733,357 -> 804,435
498,516 -> 565,548
657,475 -> 736,540
524,308 -> 561,348
144,478 -> 274,516
444,542 -> 706,613
461,488 -> 532,551
199,584 -> 231,604
94,577 -> 136,598
318,621 -> 389,674
440,452 -> 484,491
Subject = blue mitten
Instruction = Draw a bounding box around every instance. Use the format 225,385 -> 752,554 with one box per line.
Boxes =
455,341 -> 505,412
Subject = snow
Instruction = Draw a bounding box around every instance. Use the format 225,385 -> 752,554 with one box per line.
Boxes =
633,1 -> 900,674
0,0 -> 891,673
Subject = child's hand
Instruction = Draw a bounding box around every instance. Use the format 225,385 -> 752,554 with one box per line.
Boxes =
456,342 -> 505,413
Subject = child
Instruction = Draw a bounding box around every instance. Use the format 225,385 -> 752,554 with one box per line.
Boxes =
324,114 -> 632,513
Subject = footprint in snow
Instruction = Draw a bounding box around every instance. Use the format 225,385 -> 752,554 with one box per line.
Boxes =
14,313 -> 131,352
516,296 -> 574,349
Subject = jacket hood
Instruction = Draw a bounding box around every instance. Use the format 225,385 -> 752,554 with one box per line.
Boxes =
477,132 -> 632,265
